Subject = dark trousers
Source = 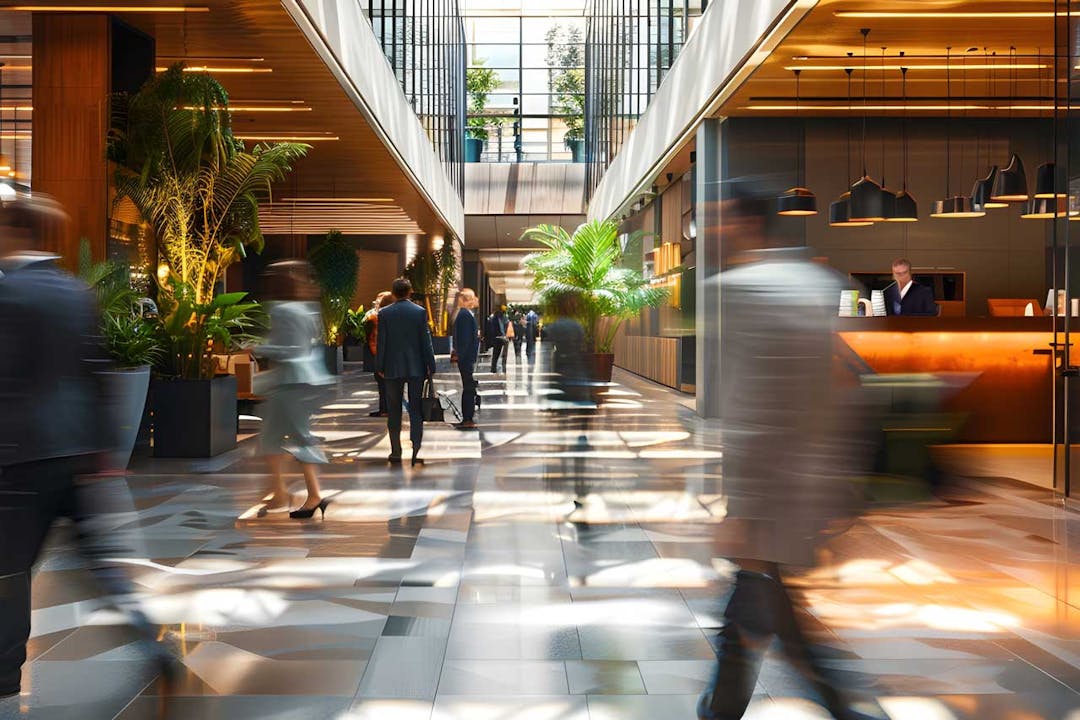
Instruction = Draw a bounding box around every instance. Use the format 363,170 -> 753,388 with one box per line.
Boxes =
0,457 -> 151,694
375,373 -> 388,413
385,376 -> 425,455
700,566 -> 852,720
490,340 -> 507,373
526,340 -> 536,363
513,338 -> 524,359
458,364 -> 477,422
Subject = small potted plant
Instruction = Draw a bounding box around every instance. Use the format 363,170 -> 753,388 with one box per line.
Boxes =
309,229 -> 360,374
79,242 -> 163,469
342,305 -> 367,362
547,26 -> 585,162
466,62 -> 500,162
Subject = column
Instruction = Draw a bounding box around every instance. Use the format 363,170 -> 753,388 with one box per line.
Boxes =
695,118 -> 723,418
32,14 -> 111,266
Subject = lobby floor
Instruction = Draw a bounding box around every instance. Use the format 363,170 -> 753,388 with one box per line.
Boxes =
4,346 -> 1080,719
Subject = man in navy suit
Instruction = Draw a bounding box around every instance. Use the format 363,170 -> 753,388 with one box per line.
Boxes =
376,277 -> 437,465
452,288 -> 480,430
884,258 -> 938,317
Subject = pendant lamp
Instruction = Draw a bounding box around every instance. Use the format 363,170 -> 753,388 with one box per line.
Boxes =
932,47 -> 985,218
990,48 -> 1029,203
777,69 -> 817,216
831,64 -> 873,227
1033,162 -> 1064,199
888,61 -> 918,221
849,29 -> 885,222
1021,196 -> 1075,219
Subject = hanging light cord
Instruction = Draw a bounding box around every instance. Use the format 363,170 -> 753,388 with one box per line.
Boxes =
846,65 -> 854,188
880,46 -> 887,188
945,46 -> 952,196
901,62 -> 908,189
859,29 -> 868,175
794,69 -> 803,186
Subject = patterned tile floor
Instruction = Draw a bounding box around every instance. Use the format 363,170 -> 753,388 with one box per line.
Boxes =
5,344 -> 1080,719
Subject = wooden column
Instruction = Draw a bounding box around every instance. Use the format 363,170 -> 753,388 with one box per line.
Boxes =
32,14 -> 110,266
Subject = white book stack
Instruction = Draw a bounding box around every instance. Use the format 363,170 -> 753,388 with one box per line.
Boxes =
838,290 -> 858,317
871,290 -> 886,317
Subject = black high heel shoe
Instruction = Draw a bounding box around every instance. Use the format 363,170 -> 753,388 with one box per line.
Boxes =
289,498 -> 331,519
411,450 -> 424,467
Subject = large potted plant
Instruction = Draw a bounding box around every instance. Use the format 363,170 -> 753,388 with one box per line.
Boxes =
79,242 -> 163,469
403,244 -> 459,354
523,219 -> 666,382
110,64 -> 308,457
466,62 -> 500,162
309,229 -> 359,374
547,25 -> 585,162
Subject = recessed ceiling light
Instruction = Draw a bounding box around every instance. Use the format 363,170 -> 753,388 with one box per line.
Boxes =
3,5 -> 209,11
157,66 -> 272,73
784,64 -> 1047,71
834,11 -> 1060,19
235,134 -> 339,141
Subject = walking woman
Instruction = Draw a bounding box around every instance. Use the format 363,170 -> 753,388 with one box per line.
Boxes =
258,260 -> 335,519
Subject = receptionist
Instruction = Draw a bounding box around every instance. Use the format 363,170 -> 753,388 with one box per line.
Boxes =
884,257 -> 939,317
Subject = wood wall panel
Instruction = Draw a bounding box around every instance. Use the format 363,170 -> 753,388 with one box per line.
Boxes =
661,181 -> 682,245
613,334 -> 679,389
354,249 -> 401,311
32,14 -> 110,266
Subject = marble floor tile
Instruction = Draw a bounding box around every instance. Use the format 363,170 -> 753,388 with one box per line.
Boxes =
437,659 -> 569,695
564,661 -> 646,695
431,694 -> 589,720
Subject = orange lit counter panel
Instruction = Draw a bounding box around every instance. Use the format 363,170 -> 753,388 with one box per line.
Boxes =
838,318 -> 1055,443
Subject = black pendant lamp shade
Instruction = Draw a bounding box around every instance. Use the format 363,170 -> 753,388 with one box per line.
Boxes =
850,174 -> 886,221
1034,162 -> 1064,199
932,195 -> 984,218
970,165 -> 999,212
1021,196 -> 1075,220
777,69 -> 817,216
778,187 -> 818,216
829,191 -> 873,227
990,153 -> 1028,202
891,189 -> 918,221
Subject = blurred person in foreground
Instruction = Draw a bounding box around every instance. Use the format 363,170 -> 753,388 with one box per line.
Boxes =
376,277 -> 436,466
697,245 -> 882,720
257,260 -> 335,519
0,195 -> 177,700
451,288 -> 481,430
366,290 -> 393,417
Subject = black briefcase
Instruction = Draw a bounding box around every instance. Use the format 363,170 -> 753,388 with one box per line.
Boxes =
421,378 -> 444,422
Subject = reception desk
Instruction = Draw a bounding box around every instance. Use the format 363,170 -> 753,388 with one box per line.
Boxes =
837,317 -> 1057,443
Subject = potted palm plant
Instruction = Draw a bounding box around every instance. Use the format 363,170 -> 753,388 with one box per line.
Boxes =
309,229 -> 359,374
403,245 -> 458,354
110,64 -> 308,457
547,25 -> 585,162
523,219 -> 666,382
79,242 -> 163,469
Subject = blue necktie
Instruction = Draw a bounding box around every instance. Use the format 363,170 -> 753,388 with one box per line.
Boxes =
893,299 -> 902,315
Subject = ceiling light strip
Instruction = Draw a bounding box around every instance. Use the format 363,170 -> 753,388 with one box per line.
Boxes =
157,66 -> 272,73
834,11 -> 1063,19
785,64 -> 1047,71
235,134 -> 339,141
4,5 -> 209,11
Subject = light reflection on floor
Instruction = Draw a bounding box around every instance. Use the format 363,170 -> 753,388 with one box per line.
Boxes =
7,348 -> 1080,719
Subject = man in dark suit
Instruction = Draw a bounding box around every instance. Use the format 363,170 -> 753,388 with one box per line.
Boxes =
486,307 -> 509,373
452,288 -> 480,430
376,277 -> 437,465
884,257 -> 938,317
525,309 -> 539,364
0,196 -> 177,698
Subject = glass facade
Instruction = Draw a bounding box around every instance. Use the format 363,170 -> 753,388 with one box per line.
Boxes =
463,13 -> 585,162
365,0 -> 467,197
584,0 -> 704,194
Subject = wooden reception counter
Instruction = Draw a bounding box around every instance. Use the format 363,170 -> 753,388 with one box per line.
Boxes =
837,317 -> 1057,443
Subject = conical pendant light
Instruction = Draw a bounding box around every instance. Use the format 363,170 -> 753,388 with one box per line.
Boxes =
849,29 -> 885,222
1033,162 -> 1064,199
932,46 -> 985,218
990,47 -> 1029,203
888,61 -> 918,221
1021,196 -> 1075,219
831,64 -> 873,227
777,69 -> 817,216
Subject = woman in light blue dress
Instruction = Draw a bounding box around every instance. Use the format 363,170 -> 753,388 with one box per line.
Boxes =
258,261 -> 335,519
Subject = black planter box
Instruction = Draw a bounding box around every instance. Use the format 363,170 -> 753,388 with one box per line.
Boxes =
152,375 -> 237,458
344,344 -> 366,362
432,335 -> 451,355
324,345 -> 344,375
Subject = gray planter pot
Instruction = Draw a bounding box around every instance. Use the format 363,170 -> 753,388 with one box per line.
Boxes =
324,345 -> 344,375
97,365 -> 151,469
